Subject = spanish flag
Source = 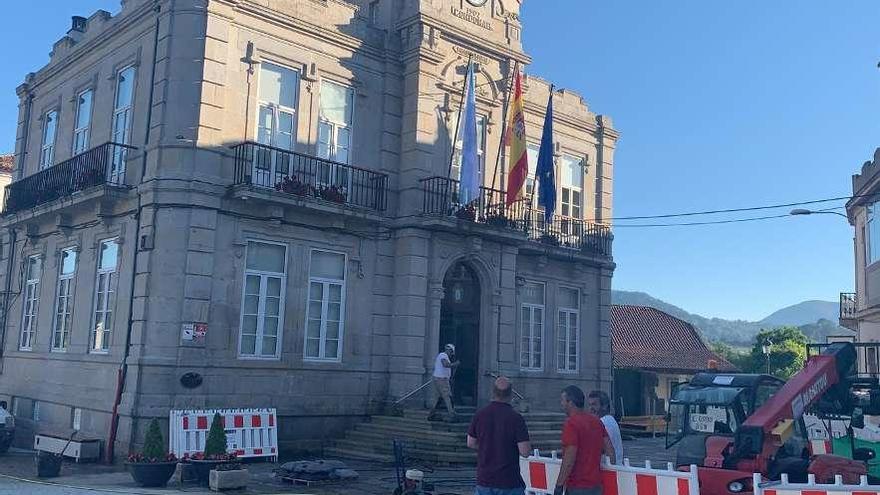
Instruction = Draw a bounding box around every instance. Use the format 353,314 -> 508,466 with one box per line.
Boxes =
505,70 -> 528,206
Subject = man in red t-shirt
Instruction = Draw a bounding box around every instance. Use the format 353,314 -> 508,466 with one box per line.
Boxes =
554,385 -> 612,495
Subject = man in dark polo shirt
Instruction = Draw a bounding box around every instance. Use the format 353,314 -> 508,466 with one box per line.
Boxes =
466,377 -> 531,495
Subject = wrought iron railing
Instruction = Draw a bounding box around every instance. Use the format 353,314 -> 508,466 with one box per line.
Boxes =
4,142 -> 135,215
232,141 -> 388,211
523,213 -> 613,257
420,176 -> 613,257
420,176 -> 528,230
840,292 -> 858,320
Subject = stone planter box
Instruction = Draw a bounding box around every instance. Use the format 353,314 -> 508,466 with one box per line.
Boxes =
209,468 -> 249,491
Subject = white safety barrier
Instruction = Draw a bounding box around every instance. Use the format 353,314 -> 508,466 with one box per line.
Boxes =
754,473 -> 878,495
169,408 -> 278,461
521,451 -> 699,495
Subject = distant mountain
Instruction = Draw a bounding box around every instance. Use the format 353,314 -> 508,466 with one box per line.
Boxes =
759,300 -> 840,327
611,290 -> 853,345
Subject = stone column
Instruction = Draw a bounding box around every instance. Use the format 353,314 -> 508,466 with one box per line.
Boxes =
387,228 -> 432,400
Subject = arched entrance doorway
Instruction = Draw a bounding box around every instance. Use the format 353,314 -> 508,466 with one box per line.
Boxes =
439,262 -> 481,407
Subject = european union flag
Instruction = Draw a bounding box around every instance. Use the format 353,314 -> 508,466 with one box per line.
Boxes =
536,90 -> 556,222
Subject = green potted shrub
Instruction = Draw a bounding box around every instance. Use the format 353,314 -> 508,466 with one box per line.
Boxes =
125,419 -> 178,487
189,413 -> 236,485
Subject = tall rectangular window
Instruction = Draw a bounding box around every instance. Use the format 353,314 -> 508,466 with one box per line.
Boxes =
317,81 -> 354,193
19,256 -> 42,350
111,66 -> 136,183
39,110 -> 58,170
257,63 -> 299,150
318,81 -> 354,164
524,143 -> 544,225
560,154 -> 584,220
451,114 -> 487,185
557,287 -> 580,372
868,203 -> 880,265
91,239 -> 118,352
73,89 -> 93,155
52,249 -> 77,351
239,241 -> 287,358
254,63 -> 300,186
520,282 -> 544,370
305,250 -> 346,362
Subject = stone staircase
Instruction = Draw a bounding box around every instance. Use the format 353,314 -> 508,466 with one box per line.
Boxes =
325,407 -> 566,464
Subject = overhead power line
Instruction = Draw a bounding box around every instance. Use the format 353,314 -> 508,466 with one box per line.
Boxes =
611,193 -> 874,221
613,206 -> 846,228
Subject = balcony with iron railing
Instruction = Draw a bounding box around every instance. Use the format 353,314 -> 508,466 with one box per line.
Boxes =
840,292 -> 858,321
3,142 -> 135,216
420,176 -> 613,258
231,142 -> 388,212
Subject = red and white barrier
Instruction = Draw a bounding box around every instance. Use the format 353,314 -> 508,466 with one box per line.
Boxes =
754,473 -> 876,495
521,451 -> 699,495
169,408 -> 278,461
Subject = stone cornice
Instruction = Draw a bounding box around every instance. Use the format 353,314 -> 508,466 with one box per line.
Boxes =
522,99 -> 600,136
226,0 -> 387,61
395,13 -> 531,67
26,1 -> 159,91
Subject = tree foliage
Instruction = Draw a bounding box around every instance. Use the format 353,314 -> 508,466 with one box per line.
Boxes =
749,326 -> 809,379
204,413 -> 228,457
710,342 -> 752,371
142,418 -> 166,460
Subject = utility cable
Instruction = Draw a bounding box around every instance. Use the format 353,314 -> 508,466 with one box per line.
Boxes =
613,206 -> 846,228
611,193 -> 874,221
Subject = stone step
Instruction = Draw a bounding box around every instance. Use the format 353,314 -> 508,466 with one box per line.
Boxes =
330,439 -> 478,464
401,409 -> 566,422
369,415 -> 564,432
345,428 -> 563,447
351,423 -> 563,441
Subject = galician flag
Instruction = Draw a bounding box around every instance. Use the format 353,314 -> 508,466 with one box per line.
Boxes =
458,61 -> 480,205
536,89 -> 556,222
505,70 -> 528,206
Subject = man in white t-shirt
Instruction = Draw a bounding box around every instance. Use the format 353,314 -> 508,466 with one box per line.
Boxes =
588,390 -> 623,464
428,344 -> 460,422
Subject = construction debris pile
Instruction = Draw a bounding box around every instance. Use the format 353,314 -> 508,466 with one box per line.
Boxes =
275,459 -> 359,484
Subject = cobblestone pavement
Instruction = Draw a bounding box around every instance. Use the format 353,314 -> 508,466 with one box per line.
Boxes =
0,436 -> 678,495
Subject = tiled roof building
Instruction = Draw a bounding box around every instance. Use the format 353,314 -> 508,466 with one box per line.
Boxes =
610,305 -> 736,417
611,305 -> 736,373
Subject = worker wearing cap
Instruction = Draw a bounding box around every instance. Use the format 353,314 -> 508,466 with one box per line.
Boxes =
428,343 -> 460,422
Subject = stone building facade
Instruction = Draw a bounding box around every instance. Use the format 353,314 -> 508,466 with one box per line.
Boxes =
843,148 -> 880,346
0,0 -> 617,455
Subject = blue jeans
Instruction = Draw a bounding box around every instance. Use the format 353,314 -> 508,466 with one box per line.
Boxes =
475,486 -> 526,495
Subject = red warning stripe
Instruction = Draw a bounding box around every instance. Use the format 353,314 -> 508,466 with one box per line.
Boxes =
636,473 -> 659,495
603,469 -> 619,495
529,462 -> 548,490
677,477 -> 689,495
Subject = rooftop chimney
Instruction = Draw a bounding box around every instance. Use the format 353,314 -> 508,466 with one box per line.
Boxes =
70,16 -> 87,33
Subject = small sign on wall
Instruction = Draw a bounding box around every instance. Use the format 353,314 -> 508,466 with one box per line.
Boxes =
181,322 -> 208,346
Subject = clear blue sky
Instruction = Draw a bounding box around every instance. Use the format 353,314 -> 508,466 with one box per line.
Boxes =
1,1 -> 877,321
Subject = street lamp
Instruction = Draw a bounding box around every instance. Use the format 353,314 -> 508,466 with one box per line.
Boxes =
790,208 -> 849,219
762,339 -> 773,374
